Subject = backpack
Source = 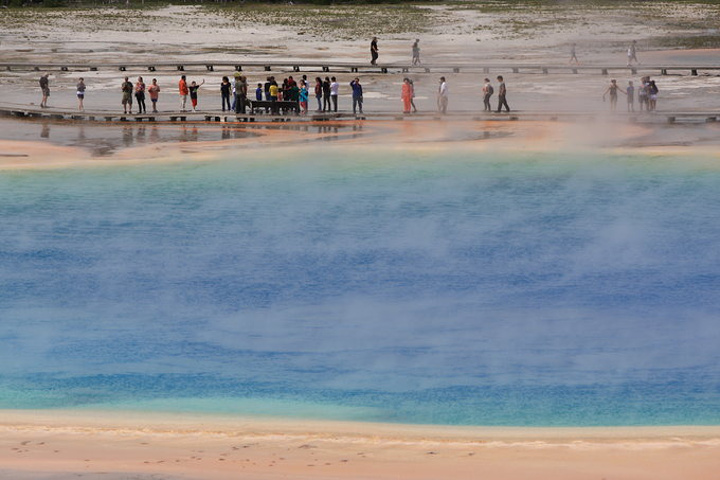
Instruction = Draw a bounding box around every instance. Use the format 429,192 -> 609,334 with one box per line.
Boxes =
487,85 -> 494,95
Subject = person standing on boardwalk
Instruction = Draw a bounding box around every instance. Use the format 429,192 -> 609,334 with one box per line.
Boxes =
76,77 -> 86,111
350,77 -> 363,115
370,37 -> 379,65
401,77 -> 413,114
189,79 -> 205,112
322,76 -> 331,112
134,76 -> 146,114
234,75 -> 247,114
482,77 -> 494,111
496,75 -> 510,113
627,40 -> 639,66
314,77 -> 323,112
412,39 -> 421,65
148,78 -> 160,113
647,80 -> 658,111
179,75 -> 189,112
603,78 -> 620,112
39,73 -> 50,108
437,76 -> 448,114
121,76 -> 133,114
626,80 -> 635,112
220,76 -> 231,112
569,43 -> 579,64
330,76 -> 339,112
409,79 -> 417,113
299,81 -> 309,115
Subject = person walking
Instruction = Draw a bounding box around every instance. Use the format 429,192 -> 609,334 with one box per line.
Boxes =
603,79 -> 620,112
330,76 -> 339,112
134,76 -> 147,114
39,73 -> 50,108
627,40 -> 639,66
412,39 -> 421,65
482,77 -> 494,111
76,77 -> 86,111
148,78 -> 160,113
179,75 -> 189,112
350,77 -> 363,115
569,43 -> 579,64
401,77 -> 413,114
496,75 -> 510,113
370,37 -> 379,65
121,76 -> 133,114
409,79 -> 417,113
437,76 -> 448,114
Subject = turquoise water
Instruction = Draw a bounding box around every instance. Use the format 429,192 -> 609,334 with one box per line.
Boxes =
1,150 -> 719,426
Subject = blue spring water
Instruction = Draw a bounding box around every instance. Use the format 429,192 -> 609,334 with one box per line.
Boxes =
0,150 -> 719,426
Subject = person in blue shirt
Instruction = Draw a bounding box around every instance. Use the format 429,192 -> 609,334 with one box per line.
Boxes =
256,83 -> 263,101
350,77 -> 363,115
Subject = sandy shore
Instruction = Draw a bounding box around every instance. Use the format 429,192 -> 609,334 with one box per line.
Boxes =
1,409 -> 719,480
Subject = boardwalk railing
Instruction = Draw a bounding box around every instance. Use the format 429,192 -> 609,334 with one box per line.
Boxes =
1,61 -> 719,76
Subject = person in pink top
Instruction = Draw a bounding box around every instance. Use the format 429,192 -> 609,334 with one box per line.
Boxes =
401,77 -> 413,114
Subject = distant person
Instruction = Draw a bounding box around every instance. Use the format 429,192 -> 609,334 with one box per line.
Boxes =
401,77 -> 413,114
178,75 -> 189,112
38,73 -> 50,108
437,76 -> 448,114
350,77 -> 363,114
409,79 -> 417,113
638,76 -> 649,111
627,40 -> 639,66
370,37 -> 379,65
412,39 -> 421,65
220,76 -> 231,111
76,77 -> 86,111
256,83 -> 263,101
148,78 -> 160,113
134,76 -> 146,114
299,80 -> 309,115
121,76 -> 133,114
603,78 -> 619,112
648,80 -> 658,111
320,77 -> 330,112
482,77 -> 494,111
188,79 -> 204,112
496,75 -> 510,112
330,76 -> 339,112
314,77 -> 323,111
234,75 -> 247,114
626,80 -> 635,112
569,43 -> 578,64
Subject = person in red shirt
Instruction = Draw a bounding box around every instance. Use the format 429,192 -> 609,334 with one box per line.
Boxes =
178,75 -> 189,112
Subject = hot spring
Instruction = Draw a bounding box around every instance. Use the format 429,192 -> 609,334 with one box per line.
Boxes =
1,149 -> 718,426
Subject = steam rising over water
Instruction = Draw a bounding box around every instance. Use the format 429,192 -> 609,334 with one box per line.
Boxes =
1,151 -> 719,426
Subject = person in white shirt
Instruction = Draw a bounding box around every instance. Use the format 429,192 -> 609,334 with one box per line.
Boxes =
330,76 -> 339,112
437,76 -> 448,114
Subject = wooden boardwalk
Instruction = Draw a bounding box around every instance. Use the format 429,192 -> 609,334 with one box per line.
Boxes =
1,60 -> 719,77
1,104 -> 718,125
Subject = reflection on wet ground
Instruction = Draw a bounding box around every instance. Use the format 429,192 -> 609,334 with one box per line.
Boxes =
0,116 -> 527,158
